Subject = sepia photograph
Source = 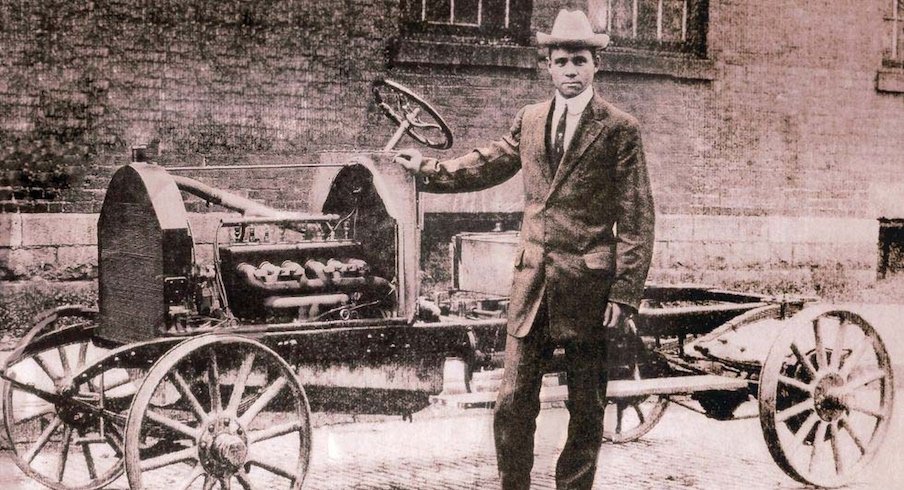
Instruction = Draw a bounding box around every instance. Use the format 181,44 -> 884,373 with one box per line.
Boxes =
0,0 -> 902,488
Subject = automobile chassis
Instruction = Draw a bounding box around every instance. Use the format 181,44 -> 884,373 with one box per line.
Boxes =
0,80 -> 895,489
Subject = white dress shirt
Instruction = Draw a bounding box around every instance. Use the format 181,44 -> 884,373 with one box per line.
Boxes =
549,87 -> 594,156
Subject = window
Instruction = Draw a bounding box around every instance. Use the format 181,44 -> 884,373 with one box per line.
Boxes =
587,0 -> 708,56
884,0 -> 903,67
401,0 -> 532,45
878,0 -> 904,92
395,0 -> 714,77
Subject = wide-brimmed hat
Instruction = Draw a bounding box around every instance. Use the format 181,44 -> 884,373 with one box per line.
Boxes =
537,9 -> 610,49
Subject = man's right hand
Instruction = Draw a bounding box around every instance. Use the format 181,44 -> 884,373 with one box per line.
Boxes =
393,148 -> 423,173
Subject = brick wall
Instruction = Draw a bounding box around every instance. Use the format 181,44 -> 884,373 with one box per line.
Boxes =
2,0 -> 903,291
388,0 -> 904,285
0,0 -> 400,215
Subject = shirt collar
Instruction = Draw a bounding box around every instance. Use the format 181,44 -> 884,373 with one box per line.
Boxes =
555,86 -> 594,115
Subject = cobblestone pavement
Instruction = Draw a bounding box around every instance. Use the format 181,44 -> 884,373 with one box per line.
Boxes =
4,302 -> 904,489
1,397 -> 900,489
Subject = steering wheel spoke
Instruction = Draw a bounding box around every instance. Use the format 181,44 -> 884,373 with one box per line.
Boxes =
377,102 -> 403,125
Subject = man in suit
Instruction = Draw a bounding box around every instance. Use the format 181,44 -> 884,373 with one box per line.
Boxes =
394,9 -> 655,489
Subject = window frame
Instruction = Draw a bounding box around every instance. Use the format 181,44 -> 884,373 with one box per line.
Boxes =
400,0 -> 533,46
589,0 -> 709,58
883,0 -> 903,68
393,0 -> 716,80
877,0 -> 904,93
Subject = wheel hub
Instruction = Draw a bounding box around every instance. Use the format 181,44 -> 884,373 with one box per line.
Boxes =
813,373 -> 847,421
54,390 -> 99,429
198,415 -> 248,477
55,403 -> 94,428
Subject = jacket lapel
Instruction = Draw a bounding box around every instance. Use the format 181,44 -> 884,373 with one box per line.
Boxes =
546,95 -> 606,201
526,100 -> 554,185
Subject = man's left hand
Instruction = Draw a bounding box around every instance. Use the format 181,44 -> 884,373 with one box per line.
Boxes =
604,302 -> 635,334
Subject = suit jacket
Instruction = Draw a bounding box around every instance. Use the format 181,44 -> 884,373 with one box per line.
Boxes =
419,94 -> 655,342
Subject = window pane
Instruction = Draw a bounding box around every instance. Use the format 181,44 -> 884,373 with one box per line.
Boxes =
610,0 -> 636,39
455,0 -> 481,25
482,0 -> 506,29
636,0 -> 658,41
661,0 -> 685,42
400,0 -> 536,46
898,23 -> 904,60
885,5 -> 903,61
587,0 -> 609,32
425,0 -> 452,23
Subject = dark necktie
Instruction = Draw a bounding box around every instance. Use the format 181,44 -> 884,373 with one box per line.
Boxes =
552,107 -> 568,173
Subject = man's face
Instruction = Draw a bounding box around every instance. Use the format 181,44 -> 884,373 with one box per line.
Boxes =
547,47 -> 597,98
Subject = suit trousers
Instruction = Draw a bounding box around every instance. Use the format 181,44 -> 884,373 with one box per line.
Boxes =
494,301 -> 609,490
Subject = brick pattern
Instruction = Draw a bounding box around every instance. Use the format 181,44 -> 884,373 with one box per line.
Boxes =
0,214 -> 99,280
700,0 -> 903,218
0,0 -> 400,213
653,215 -> 878,271
1,0 -> 903,281
0,0 -> 901,216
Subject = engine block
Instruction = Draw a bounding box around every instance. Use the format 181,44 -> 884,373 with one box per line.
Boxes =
97,156 -> 418,343
217,218 -> 394,322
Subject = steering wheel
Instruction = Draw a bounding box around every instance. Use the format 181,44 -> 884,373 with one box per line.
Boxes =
373,79 -> 454,151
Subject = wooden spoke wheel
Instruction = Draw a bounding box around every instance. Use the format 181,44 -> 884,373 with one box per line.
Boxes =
759,309 -> 895,488
2,308 -> 134,490
602,329 -> 669,443
124,335 -> 312,490
602,361 -> 669,443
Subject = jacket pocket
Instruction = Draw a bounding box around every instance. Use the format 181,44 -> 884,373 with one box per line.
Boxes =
582,249 -> 613,271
